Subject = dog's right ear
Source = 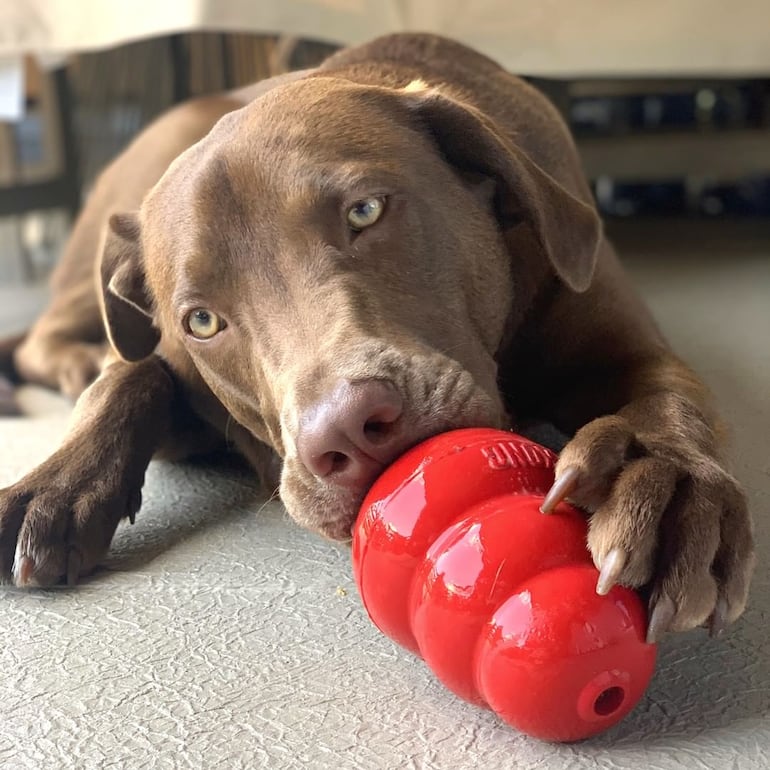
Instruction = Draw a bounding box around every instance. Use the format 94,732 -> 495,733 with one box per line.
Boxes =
99,213 -> 160,362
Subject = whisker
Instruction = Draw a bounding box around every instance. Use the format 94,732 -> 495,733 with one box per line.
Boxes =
255,485 -> 281,517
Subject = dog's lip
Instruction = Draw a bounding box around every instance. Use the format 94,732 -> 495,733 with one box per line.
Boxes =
317,514 -> 357,542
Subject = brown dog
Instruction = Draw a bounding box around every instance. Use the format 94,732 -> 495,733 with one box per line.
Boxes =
0,34 -> 754,643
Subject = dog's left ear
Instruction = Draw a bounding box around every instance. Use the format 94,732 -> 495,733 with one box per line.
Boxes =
399,88 -> 601,292
99,213 -> 160,362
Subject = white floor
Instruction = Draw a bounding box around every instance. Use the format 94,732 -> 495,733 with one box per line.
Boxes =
0,222 -> 768,769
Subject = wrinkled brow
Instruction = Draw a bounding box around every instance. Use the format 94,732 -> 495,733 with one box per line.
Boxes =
193,155 -> 247,222
258,153 -> 405,202
313,165 -> 404,197
319,168 -> 404,196
164,156 -> 267,305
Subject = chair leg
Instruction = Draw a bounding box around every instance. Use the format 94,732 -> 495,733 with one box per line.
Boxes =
52,66 -> 82,221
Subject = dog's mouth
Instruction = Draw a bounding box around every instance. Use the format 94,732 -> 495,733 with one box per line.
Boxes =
279,381 -> 508,542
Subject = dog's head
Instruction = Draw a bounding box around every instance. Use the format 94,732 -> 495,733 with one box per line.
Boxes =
98,76 -> 600,540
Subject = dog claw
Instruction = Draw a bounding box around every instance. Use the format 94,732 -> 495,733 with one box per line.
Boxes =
17,555 -> 35,586
709,597 -> 729,639
647,594 -> 676,644
596,548 -> 627,595
540,466 -> 580,513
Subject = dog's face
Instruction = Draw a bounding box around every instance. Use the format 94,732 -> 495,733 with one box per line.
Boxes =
99,77 -> 600,540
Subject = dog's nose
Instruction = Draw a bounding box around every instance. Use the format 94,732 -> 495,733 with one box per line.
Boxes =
297,378 -> 406,489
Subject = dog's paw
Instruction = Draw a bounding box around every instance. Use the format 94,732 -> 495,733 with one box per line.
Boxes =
541,415 -> 755,642
0,451 -> 142,587
14,340 -> 106,400
54,344 -> 106,399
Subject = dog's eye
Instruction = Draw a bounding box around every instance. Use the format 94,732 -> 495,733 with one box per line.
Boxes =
346,197 -> 385,231
185,308 -> 225,340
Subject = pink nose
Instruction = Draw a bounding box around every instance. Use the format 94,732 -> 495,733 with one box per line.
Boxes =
297,378 -> 407,490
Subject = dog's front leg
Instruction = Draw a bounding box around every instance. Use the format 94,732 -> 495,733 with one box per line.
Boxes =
0,355 -> 174,586
539,351 -> 755,643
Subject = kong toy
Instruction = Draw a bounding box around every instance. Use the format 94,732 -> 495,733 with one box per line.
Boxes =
351,428 -> 657,742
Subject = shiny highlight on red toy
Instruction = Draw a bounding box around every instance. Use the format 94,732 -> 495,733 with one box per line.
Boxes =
351,428 -> 657,742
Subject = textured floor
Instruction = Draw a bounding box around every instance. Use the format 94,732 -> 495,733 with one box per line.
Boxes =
0,222 -> 768,769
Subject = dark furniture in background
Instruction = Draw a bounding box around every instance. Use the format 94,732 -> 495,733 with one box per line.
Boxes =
1,33 -> 769,279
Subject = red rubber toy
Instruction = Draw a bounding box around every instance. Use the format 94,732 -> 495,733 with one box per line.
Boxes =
351,428 -> 657,742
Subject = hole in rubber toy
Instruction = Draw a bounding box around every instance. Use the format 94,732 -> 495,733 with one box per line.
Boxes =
593,686 -> 625,716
